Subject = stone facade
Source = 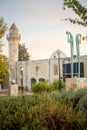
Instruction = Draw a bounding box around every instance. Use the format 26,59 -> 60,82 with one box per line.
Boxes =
9,84 -> 18,96
7,23 -> 21,86
66,78 -> 87,89
14,58 -> 63,90
6,23 -> 87,90
10,54 -> 87,90
81,55 -> 87,78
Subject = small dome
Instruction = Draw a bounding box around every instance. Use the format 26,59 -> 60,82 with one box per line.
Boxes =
50,49 -> 67,59
9,23 -> 18,30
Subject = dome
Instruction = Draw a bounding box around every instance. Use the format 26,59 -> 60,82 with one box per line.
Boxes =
9,23 -> 18,30
50,49 -> 67,59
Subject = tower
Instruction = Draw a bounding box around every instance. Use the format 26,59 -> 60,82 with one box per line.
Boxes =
7,23 -> 20,62
7,23 -> 21,83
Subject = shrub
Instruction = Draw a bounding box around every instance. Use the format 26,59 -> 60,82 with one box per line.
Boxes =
0,95 -> 40,129
77,95 -> 87,111
32,80 -> 65,93
31,81 -> 53,93
0,93 -> 86,130
50,87 -> 75,107
71,88 -> 87,108
37,101 -> 84,130
51,80 -> 65,91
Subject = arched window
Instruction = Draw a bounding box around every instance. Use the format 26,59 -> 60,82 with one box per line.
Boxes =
54,65 -> 58,75
39,78 -> 45,82
31,78 -> 37,86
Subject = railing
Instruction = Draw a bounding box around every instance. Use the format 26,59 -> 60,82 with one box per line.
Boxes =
6,34 -> 21,39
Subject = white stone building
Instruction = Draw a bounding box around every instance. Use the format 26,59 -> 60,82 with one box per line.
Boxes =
6,23 -> 87,90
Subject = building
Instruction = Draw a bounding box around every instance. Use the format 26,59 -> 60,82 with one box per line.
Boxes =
6,23 -> 87,90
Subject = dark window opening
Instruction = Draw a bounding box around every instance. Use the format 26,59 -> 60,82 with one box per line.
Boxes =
63,62 -> 84,81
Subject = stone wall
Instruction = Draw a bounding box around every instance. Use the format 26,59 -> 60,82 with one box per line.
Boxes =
81,55 -> 87,79
9,84 -> 18,96
0,90 -> 9,96
66,78 -> 87,89
9,55 -> 87,90
30,59 -> 49,82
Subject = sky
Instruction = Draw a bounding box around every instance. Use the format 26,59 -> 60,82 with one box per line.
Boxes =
0,0 -> 87,60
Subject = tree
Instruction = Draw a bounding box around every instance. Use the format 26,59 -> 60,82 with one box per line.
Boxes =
0,17 -> 7,39
63,0 -> 87,26
0,17 -> 7,53
0,55 -> 8,84
0,17 -> 8,85
18,43 -> 30,61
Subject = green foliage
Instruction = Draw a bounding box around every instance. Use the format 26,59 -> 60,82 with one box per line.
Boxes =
77,95 -> 87,111
31,81 -> 53,93
0,95 -> 40,129
0,94 -> 85,130
63,0 -> 87,26
50,88 -> 74,106
50,87 -> 87,112
32,80 -> 65,93
18,43 -> 30,61
0,54 -> 8,84
51,80 -> 65,91
0,17 -> 7,54
38,102 -> 83,130
71,88 -> 87,108
0,17 -> 7,39
0,18 -> 8,84
0,42 -> 3,54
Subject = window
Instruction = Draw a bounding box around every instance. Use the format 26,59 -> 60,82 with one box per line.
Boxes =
63,62 -> 84,81
54,65 -> 58,75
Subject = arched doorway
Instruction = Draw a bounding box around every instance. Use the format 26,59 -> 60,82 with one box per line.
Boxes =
31,78 -> 37,86
39,78 -> 45,82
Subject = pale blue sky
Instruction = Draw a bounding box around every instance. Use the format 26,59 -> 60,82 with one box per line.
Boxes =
0,0 -> 87,60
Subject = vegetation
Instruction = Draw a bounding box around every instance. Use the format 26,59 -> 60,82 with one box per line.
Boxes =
77,95 -> 87,111
51,80 -> 65,91
0,55 -> 8,84
31,80 -> 65,93
71,88 -> 87,109
63,0 -> 87,26
32,81 -> 53,93
0,17 -> 7,54
0,17 -> 8,85
0,17 -> 7,39
18,43 -> 30,61
0,88 -> 87,130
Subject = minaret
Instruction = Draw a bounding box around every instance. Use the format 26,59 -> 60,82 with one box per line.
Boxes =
7,23 -> 21,83
7,23 -> 21,62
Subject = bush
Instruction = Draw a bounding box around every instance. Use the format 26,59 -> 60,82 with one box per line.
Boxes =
71,88 -> 87,108
51,89 -> 74,106
0,95 -> 40,129
31,80 -> 65,93
51,80 -> 65,91
37,102 -> 84,130
77,95 -> 87,111
32,81 -> 53,93
0,94 -> 85,130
